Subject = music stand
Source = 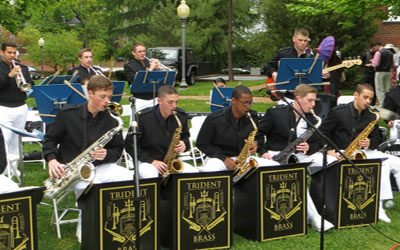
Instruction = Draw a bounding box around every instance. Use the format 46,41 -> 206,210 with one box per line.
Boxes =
111,81 -> 125,103
209,87 -> 233,112
41,75 -> 79,85
130,70 -> 176,105
274,58 -> 324,90
33,84 -> 87,124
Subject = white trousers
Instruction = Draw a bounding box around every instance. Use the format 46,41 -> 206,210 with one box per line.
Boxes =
138,160 -> 199,179
73,163 -> 134,198
0,175 -> 19,193
202,156 -> 279,172
374,71 -> 391,106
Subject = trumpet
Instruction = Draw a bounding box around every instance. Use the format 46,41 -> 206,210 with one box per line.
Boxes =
12,60 -> 31,93
89,66 -> 107,78
144,56 -> 172,71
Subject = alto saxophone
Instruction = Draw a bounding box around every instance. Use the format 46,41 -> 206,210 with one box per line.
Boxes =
162,111 -> 184,179
341,107 -> 379,160
44,108 -> 124,199
234,112 -> 259,178
273,109 -> 321,164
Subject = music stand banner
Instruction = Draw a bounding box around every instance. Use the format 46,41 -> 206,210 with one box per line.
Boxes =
111,81 -> 125,103
310,159 -> 381,229
210,87 -> 233,112
160,172 -> 232,250
33,84 -> 87,124
0,187 -> 44,250
78,179 -> 159,250
234,163 -> 307,242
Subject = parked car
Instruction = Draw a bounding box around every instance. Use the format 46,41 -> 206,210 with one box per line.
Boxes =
28,66 -> 41,79
221,68 -> 250,74
147,47 -> 198,85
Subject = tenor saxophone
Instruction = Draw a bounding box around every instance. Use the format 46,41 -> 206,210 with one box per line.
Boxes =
44,108 -> 124,199
162,111 -> 184,178
341,107 -> 379,160
234,112 -> 259,177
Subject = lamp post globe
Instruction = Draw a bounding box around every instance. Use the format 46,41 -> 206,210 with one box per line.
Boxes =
177,0 -> 190,89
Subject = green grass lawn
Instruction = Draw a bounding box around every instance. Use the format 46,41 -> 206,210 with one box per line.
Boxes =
21,79 -> 400,249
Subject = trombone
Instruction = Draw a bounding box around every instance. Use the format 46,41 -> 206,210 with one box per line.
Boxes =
144,56 -> 172,71
89,66 -> 107,78
12,60 -> 31,93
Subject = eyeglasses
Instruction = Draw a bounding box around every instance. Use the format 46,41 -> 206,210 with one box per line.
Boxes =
95,94 -> 113,100
238,100 -> 253,107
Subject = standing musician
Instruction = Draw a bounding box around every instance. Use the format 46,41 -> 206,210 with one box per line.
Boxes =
319,83 -> 400,223
125,85 -> 198,179
196,85 -> 278,172
0,128 -> 19,192
43,75 -> 133,242
0,42 -> 34,177
68,48 -> 104,85
258,84 -> 335,231
123,43 -> 161,84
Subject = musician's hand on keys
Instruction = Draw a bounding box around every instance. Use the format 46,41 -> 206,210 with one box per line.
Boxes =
388,120 -> 394,128
261,152 -> 273,160
224,157 -> 237,170
152,160 -> 168,175
48,159 -> 66,179
272,72 -> 278,82
296,142 -> 309,154
246,140 -> 257,154
8,66 -> 20,78
149,59 -> 160,71
358,138 -> 370,150
174,140 -> 186,154
327,150 -> 339,159
90,148 -> 107,161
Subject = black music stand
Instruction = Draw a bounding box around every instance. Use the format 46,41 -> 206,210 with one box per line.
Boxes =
0,186 -> 44,250
209,87 -> 233,112
33,84 -> 87,124
111,81 -> 126,103
130,71 -> 176,105
274,58 -> 324,90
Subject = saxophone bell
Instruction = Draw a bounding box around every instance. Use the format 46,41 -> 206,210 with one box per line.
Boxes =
79,162 -> 96,181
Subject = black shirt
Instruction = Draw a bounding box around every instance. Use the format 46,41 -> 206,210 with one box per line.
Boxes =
319,102 -> 382,150
125,106 -> 190,163
123,58 -> 150,84
43,104 -> 124,165
68,65 -> 101,84
263,46 -> 313,77
0,129 -> 6,174
258,105 -> 321,155
0,60 -> 34,107
383,85 -> 400,116
375,48 -> 393,72
196,107 -> 262,162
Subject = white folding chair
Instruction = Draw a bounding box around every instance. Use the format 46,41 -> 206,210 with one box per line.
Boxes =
180,116 -> 207,167
22,110 -> 46,170
50,191 -> 79,239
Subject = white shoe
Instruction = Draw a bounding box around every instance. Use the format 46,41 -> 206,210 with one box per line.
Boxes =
378,208 -> 391,223
310,218 -> 335,232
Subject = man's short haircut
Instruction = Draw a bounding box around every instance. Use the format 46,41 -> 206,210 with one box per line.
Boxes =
293,28 -> 309,38
232,85 -> 252,99
1,42 -> 17,51
355,83 -> 374,94
132,43 -> 145,52
78,48 -> 93,58
294,84 -> 317,98
370,41 -> 382,48
87,75 -> 113,92
214,78 -> 226,85
158,85 -> 178,98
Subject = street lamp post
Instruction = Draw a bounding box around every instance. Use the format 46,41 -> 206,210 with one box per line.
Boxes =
38,37 -> 45,79
177,0 -> 190,89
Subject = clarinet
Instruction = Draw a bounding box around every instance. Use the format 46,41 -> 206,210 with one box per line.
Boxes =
272,109 -> 321,165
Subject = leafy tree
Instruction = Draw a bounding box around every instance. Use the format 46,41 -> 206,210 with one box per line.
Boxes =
0,0 -> 30,34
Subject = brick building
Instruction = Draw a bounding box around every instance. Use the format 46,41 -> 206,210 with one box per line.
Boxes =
371,9 -> 400,47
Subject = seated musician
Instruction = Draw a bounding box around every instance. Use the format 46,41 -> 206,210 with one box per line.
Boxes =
125,85 -> 198,179
123,43 -> 161,85
319,83 -> 400,223
258,84 -> 335,232
0,128 -> 19,193
68,48 -> 103,85
214,78 -> 227,88
197,85 -> 278,172
383,83 -> 400,128
43,75 -> 133,242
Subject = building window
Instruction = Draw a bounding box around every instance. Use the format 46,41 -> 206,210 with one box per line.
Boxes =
384,7 -> 400,23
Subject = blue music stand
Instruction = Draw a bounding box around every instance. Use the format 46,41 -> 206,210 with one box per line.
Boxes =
275,58 -> 324,90
41,75 -> 79,85
130,71 -> 176,100
111,81 -> 125,103
33,84 -> 87,124
210,87 -> 233,112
